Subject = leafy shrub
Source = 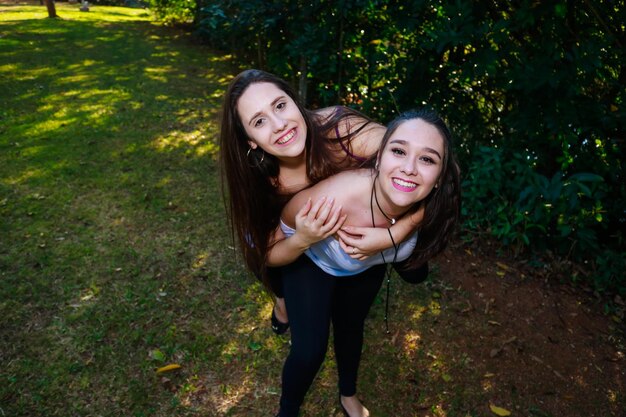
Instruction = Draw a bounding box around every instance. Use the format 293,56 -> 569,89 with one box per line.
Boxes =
462,146 -> 608,255
148,0 -> 195,24
594,250 -> 626,295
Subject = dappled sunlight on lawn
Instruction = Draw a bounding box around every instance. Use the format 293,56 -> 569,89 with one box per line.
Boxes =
152,129 -> 219,157
1,11 -> 230,182
143,66 -> 171,83
4,167 -> 46,185
402,330 -> 422,353
0,63 -> 18,72
173,371 -> 257,414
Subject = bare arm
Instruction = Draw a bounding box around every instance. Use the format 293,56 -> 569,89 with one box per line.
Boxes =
336,205 -> 425,260
315,106 -> 386,159
266,195 -> 346,267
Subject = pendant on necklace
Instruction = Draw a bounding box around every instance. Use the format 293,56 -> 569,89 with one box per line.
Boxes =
391,219 -> 396,225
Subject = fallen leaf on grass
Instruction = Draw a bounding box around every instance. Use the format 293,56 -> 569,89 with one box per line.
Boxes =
248,341 -> 262,352
156,364 -> 181,374
489,404 -> 512,416
496,262 -> 510,271
149,349 -> 166,362
441,373 -> 452,382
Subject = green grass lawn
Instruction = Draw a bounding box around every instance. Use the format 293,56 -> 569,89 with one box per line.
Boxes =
0,4 -> 285,416
4,5 -> 622,417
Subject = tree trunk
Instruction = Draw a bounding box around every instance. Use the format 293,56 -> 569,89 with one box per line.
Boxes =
256,33 -> 265,69
336,2 -> 344,102
298,56 -> 307,104
45,0 -> 57,18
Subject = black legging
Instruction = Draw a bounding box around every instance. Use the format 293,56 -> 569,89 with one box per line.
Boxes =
266,260 -> 428,299
277,255 -> 386,417
267,266 -> 285,298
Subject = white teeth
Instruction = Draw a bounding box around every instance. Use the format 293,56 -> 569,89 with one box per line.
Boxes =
277,129 -> 295,144
393,178 -> 417,188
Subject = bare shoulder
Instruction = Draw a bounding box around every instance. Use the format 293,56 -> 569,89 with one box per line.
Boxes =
330,108 -> 385,158
317,169 -> 372,206
282,169 -> 371,223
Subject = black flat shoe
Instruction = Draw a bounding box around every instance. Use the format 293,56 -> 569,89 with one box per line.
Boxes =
271,307 -> 289,335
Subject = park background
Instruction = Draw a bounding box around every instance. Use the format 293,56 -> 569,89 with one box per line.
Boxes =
1,1 -> 624,416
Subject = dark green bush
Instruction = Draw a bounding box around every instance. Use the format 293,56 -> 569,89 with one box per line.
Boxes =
462,147 -> 606,254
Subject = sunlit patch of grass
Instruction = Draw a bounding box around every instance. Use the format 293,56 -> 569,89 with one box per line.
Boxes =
144,65 -> 171,82
0,4 -> 153,22
4,167 -> 47,184
152,130 -> 219,157
403,330 -> 422,352
0,63 -> 18,72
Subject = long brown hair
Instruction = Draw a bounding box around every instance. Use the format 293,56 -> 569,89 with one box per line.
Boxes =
219,69 -> 377,284
368,109 -> 461,268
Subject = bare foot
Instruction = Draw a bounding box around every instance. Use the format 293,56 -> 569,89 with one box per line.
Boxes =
340,395 -> 369,417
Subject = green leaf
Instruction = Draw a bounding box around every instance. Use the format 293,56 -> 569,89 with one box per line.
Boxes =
248,341 -> 262,352
554,4 -> 567,18
150,349 -> 166,362
569,173 -> 604,183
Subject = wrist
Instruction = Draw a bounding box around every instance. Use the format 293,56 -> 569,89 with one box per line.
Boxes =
290,232 -> 312,252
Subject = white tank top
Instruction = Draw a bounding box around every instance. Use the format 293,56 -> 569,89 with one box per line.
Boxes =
280,220 -> 418,276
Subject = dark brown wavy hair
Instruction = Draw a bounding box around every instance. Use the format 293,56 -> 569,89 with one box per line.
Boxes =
367,109 -> 462,268
219,69 -> 377,285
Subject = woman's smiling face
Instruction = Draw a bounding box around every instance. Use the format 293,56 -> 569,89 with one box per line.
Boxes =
236,82 -> 307,163
377,118 -> 445,213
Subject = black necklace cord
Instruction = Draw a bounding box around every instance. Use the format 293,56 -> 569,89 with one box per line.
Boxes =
372,177 -> 396,225
370,174 -> 399,334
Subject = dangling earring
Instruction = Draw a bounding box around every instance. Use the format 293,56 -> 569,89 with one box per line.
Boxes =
246,147 -> 265,167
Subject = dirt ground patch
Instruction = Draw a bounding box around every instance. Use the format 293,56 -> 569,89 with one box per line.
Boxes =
422,244 -> 625,416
